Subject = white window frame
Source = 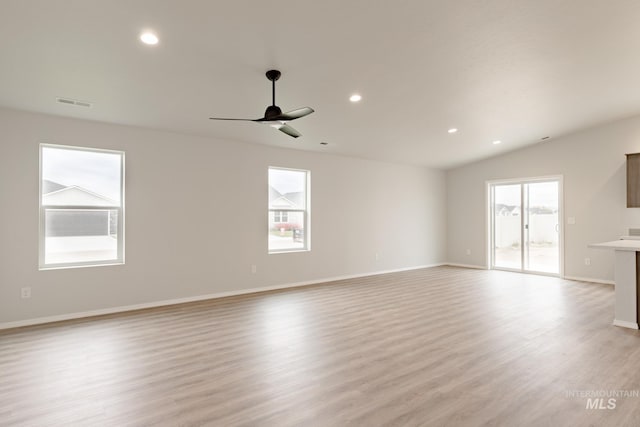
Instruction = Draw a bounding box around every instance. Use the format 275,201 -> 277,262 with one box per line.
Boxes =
268,166 -> 310,254
39,144 -> 125,270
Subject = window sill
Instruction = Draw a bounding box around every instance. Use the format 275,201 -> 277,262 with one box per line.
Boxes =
268,249 -> 310,255
39,261 -> 125,271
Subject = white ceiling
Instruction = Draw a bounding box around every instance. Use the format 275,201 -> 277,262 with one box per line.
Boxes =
2,0 -> 640,169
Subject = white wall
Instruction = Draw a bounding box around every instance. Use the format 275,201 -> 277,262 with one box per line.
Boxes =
447,114 -> 640,282
0,108 -> 446,325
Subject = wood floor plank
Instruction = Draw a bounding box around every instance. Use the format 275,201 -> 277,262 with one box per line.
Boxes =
1,266 -> 639,426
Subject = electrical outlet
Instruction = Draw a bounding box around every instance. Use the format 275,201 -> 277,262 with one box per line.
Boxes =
251,265 -> 257,274
585,258 -> 591,266
21,287 -> 31,299
466,249 -> 471,255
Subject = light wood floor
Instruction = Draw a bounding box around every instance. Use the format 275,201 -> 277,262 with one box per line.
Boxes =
1,266 -> 640,426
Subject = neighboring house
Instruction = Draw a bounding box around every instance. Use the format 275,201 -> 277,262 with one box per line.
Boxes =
495,204 -> 519,216
495,205 -> 512,216
496,203 -> 556,216
269,187 -> 304,230
529,206 -> 557,215
42,180 -> 118,237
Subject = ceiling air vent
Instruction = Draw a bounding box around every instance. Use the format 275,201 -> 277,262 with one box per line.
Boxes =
56,97 -> 92,108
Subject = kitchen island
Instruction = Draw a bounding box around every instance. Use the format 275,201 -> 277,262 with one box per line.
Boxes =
589,239 -> 640,329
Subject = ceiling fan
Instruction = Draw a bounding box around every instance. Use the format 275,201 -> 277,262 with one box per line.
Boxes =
209,69 -> 314,138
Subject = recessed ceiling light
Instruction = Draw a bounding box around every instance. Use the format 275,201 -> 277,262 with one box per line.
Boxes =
349,94 -> 362,102
492,140 -> 502,145
320,142 -> 329,145
448,128 -> 458,134
140,32 -> 159,45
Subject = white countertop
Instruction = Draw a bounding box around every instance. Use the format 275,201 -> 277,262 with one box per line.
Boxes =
589,240 -> 640,251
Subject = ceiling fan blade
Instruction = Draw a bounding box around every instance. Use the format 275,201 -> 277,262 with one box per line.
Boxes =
209,117 -> 257,121
277,107 -> 314,121
278,124 -> 301,138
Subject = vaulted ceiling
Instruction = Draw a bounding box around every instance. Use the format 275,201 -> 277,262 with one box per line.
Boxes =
2,0 -> 640,169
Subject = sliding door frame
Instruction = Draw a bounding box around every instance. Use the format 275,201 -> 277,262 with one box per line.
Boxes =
486,175 -> 564,278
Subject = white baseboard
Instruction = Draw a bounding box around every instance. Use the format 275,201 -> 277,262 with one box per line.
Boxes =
563,275 -> 615,286
0,263 -> 446,330
444,266 -> 615,285
613,319 -> 639,329
446,263 -> 487,270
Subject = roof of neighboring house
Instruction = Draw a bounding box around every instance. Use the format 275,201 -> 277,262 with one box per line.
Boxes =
270,195 -> 297,209
269,187 -> 305,209
42,179 -> 67,194
283,192 -> 304,207
269,186 -> 282,204
269,186 -> 304,209
42,184 -> 118,207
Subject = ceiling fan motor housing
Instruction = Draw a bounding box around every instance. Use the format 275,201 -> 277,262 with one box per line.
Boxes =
264,105 -> 283,120
266,69 -> 281,81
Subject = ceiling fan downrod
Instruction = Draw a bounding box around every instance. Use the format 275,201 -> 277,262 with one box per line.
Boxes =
266,69 -> 281,106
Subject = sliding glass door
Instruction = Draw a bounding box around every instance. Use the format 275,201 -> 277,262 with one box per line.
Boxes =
490,178 -> 561,275
493,184 -> 522,270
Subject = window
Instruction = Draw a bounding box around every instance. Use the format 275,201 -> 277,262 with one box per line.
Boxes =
40,144 -> 124,269
273,211 -> 288,223
268,167 -> 309,253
